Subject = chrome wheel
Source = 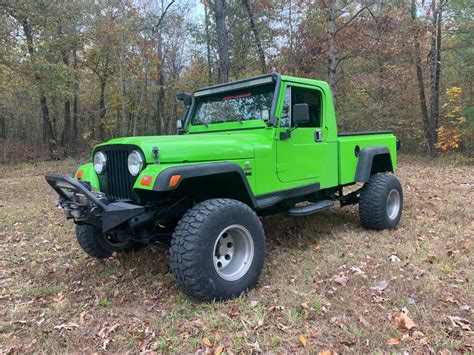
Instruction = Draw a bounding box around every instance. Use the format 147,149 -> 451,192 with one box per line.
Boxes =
386,189 -> 401,220
213,224 -> 254,281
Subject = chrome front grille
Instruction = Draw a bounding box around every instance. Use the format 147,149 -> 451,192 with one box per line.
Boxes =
96,146 -> 139,202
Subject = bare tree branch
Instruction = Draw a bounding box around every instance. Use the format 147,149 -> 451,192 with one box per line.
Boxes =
335,6 -> 371,35
151,0 -> 175,34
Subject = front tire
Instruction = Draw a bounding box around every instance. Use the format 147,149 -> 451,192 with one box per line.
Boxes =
170,199 -> 265,301
75,224 -> 139,259
359,173 -> 403,230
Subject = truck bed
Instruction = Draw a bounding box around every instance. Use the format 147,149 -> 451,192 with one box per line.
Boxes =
337,131 -> 397,185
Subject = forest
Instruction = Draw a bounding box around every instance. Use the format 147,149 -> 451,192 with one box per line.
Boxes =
0,0 -> 472,163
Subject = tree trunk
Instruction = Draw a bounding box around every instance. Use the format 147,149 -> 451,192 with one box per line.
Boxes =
242,0 -> 266,74
428,0 -> 443,157
142,67 -> 149,133
288,0 -> 295,75
0,113 -> 5,139
411,0 -> 432,156
204,3 -> 213,84
118,33 -> 128,137
156,30 -> 166,135
212,0 -> 230,83
72,46 -> 79,144
327,0 -> 337,106
59,29 -> 72,154
99,77 -> 107,140
39,95 -> 55,154
22,18 -> 56,157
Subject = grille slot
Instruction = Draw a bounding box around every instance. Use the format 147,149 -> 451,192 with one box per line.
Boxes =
96,146 -> 140,202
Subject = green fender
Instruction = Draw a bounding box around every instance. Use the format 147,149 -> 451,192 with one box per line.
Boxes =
75,163 -> 100,191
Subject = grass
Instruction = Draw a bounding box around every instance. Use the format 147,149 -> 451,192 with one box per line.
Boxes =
0,156 -> 472,352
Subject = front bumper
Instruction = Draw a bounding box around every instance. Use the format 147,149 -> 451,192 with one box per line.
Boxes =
45,174 -> 145,232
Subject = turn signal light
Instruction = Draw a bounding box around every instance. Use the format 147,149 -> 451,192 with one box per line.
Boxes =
169,174 -> 181,188
76,170 -> 84,180
141,175 -> 153,186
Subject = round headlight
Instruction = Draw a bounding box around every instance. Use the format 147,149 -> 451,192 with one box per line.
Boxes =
128,150 -> 144,176
93,151 -> 107,174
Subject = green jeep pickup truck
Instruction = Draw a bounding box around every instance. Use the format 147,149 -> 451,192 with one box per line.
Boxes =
46,73 -> 403,301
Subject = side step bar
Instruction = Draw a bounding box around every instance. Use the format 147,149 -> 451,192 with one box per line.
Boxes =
287,200 -> 334,216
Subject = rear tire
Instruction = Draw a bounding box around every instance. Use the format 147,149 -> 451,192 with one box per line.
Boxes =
170,198 -> 265,301
75,224 -> 139,259
359,173 -> 403,230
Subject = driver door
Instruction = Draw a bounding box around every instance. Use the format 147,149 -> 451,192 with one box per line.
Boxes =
276,84 -> 328,183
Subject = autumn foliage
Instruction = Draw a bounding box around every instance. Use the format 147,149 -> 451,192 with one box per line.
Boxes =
0,0 -> 472,163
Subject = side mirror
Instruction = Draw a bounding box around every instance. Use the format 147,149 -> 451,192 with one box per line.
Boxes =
176,93 -> 192,135
176,92 -> 192,107
292,103 -> 309,125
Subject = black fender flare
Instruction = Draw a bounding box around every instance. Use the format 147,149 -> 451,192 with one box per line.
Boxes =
355,146 -> 393,183
153,162 -> 257,207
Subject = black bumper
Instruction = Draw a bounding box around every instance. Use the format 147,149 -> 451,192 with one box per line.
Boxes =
45,174 -> 145,232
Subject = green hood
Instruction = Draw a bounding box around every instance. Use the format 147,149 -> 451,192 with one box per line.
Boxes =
97,133 -> 265,163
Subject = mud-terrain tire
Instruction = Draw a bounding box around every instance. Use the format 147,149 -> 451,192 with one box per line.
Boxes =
359,173 -> 403,230
75,224 -> 138,259
170,199 -> 266,301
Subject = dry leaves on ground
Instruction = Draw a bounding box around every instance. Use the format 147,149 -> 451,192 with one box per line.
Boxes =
394,311 -> 416,330
299,335 -> 308,347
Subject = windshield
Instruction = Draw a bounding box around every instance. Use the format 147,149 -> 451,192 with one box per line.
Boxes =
191,84 -> 275,126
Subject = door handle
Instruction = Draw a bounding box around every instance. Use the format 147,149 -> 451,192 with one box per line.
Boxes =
314,129 -> 323,142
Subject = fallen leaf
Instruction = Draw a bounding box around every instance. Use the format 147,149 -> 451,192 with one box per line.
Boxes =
54,322 -> 79,331
319,350 -> 337,355
349,267 -> 364,275
277,322 -> 290,332
334,275 -> 348,286
202,337 -> 213,347
299,335 -> 308,347
250,300 -> 259,307
441,294 -> 456,304
371,280 -> 389,291
387,338 -> 400,345
102,338 -> 111,350
53,294 -> 65,302
214,344 -> 225,355
228,307 -> 240,317
79,310 -> 90,324
442,265 -> 452,273
97,323 -> 119,338
394,312 -> 416,330
412,330 -> 425,340
448,316 -> 471,331
389,255 -> 401,262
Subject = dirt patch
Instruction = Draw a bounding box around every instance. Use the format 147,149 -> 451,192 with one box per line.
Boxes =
0,157 -> 472,352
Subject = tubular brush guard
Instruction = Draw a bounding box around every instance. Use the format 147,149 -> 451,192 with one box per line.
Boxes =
45,174 -> 145,232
